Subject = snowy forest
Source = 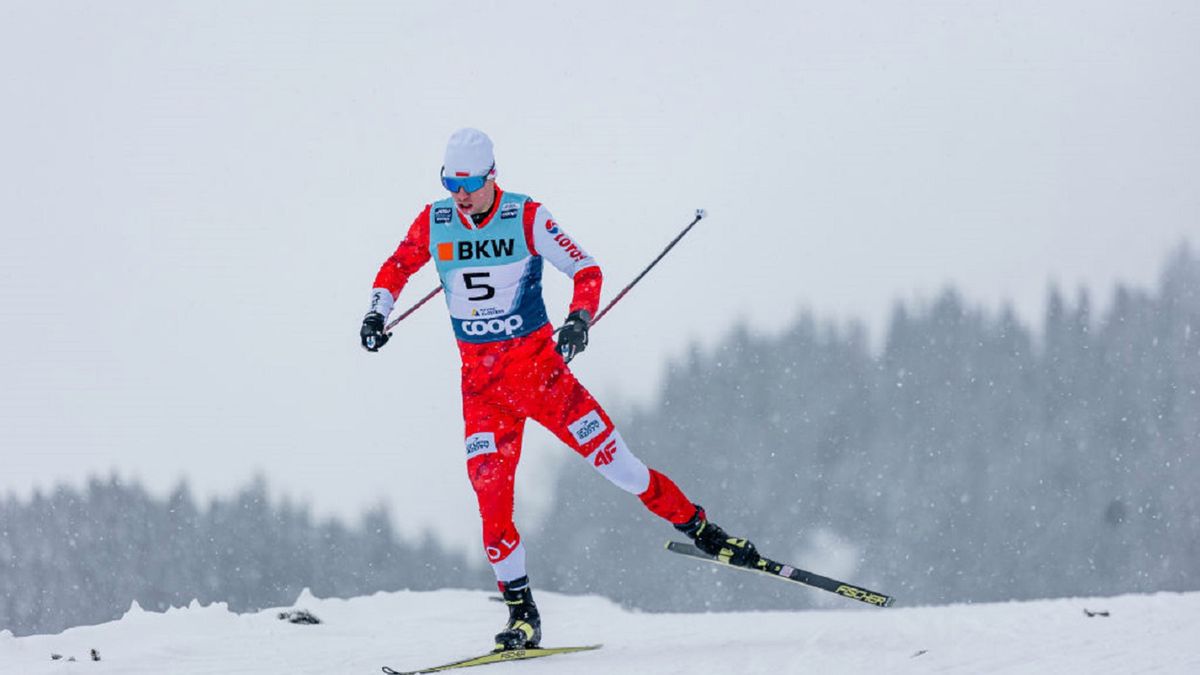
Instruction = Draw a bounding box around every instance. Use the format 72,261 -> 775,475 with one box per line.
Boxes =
540,243 -> 1200,611
2,244 -> 1197,637
0,478 -> 489,636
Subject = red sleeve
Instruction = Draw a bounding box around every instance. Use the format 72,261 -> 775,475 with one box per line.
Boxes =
373,205 -> 433,298
570,266 -> 603,320
522,199 -> 541,256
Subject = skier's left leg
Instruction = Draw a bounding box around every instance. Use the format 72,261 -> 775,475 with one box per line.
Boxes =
526,356 -> 696,526
526,347 -> 761,566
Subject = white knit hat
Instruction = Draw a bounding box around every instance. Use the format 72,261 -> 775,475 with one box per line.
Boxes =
443,128 -> 496,177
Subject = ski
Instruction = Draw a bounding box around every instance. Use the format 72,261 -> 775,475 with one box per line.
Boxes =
381,644 -> 602,674
665,540 -> 895,607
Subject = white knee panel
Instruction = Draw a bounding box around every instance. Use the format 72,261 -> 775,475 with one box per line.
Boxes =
587,431 -> 651,495
489,542 -> 527,583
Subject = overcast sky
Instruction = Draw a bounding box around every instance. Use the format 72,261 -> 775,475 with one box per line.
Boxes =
2,1 -> 1197,555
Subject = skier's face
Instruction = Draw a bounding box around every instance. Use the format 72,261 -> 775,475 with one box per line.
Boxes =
451,179 -> 495,215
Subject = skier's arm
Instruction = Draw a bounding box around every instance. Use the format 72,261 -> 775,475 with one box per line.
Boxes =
368,205 -> 433,318
569,267 -> 602,320
523,202 -> 602,319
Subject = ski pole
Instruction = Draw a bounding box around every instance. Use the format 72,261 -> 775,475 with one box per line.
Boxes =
589,208 -> 707,328
385,286 -> 441,333
557,208 -> 706,364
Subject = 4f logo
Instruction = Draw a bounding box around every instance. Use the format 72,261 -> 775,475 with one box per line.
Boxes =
593,439 -> 618,467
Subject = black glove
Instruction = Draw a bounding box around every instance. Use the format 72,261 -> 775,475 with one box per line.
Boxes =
360,312 -> 390,352
556,309 -> 591,363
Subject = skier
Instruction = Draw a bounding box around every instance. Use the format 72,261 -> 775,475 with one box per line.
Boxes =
360,128 -> 758,652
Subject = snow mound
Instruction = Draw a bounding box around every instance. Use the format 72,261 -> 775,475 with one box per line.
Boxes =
2,589 -> 1198,674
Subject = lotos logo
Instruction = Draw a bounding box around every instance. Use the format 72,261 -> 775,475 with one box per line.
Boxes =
439,239 -> 515,261
465,432 -> 497,458
568,410 -> 608,445
461,315 -> 524,337
545,219 -> 560,234
592,438 -> 618,467
552,233 -> 587,262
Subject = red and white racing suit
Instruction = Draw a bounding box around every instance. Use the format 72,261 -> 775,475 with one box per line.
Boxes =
370,186 -> 696,583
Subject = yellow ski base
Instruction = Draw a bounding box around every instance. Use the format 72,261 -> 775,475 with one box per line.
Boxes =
382,644 -> 602,674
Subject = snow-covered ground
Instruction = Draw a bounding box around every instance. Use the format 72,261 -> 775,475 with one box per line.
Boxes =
2,588 -> 1197,674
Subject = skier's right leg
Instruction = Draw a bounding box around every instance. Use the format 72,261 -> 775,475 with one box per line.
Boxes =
462,395 -> 542,650
462,398 -> 529,585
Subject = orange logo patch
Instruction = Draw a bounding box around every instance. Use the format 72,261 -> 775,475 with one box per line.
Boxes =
437,242 -> 454,261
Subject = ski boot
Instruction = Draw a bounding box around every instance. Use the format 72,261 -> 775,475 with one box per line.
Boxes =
675,504 -> 761,567
494,576 -> 541,652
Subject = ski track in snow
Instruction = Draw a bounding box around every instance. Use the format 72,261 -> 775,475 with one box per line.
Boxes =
2,589 -> 1198,674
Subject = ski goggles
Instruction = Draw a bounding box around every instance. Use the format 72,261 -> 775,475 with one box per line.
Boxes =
440,165 -> 494,193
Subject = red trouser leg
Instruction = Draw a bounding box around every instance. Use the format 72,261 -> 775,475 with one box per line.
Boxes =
524,344 -> 697,525
463,394 -> 528,583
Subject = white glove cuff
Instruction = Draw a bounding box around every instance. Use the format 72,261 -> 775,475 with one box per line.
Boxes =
368,288 -> 395,317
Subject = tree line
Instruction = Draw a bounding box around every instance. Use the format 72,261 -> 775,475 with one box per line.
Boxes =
0,476 -> 489,636
534,243 -> 1200,612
